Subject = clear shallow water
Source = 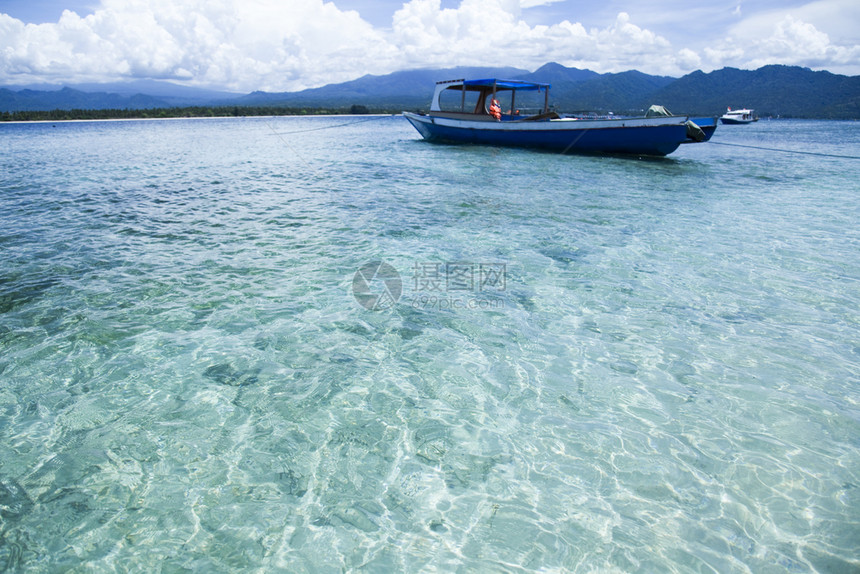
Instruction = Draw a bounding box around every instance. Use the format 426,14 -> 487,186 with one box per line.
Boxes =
1,116 -> 858,572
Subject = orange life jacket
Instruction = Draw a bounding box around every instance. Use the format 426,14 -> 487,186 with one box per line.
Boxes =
489,99 -> 501,120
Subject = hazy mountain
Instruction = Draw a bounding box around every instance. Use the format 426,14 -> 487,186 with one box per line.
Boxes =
2,64 -> 858,118
232,66 -> 530,109
647,65 -> 860,118
536,69 -> 676,113
0,80 -> 238,111
522,62 -> 601,86
0,87 -> 169,111
11,79 -> 239,100
223,63 -> 859,117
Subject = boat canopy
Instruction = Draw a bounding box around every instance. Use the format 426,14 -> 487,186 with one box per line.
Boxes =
430,78 -> 551,114
459,79 -> 550,91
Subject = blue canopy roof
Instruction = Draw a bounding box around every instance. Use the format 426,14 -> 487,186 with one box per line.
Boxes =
459,79 -> 550,91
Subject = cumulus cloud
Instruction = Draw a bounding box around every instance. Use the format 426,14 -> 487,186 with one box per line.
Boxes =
6,0 -> 692,89
0,0 -> 857,91
729,0 -> 859,45
394,6 -> 684,75
0,0 -> 398,90
704,12 -> 860,74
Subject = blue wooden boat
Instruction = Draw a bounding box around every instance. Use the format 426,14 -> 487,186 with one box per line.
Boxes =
402,78 -> 694,157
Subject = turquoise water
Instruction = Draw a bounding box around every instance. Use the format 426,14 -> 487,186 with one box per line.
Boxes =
1,116 -> 859,572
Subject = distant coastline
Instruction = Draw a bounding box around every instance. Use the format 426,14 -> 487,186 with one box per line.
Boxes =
3,64 -> 858,120
0,113 -> 395,125
0,105 -> 386,122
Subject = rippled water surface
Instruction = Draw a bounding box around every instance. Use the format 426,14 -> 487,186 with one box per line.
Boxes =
1,116 -> 859,572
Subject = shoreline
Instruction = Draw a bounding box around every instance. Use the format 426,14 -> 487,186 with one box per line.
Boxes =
2,115 -> 855,125
0,113 -> 397,125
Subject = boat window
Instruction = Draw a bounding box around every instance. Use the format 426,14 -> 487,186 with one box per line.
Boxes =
437,85 -> 551,116
438,87 -> 482,113
485,90 -> 548,117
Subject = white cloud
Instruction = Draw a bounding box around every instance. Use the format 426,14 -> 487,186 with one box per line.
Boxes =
729,0 -> 859,45
0,0 -> 857,91
0,0 -> 399,90
676,48 -> 701,70
518,0 -> 565,8
390,5 -> 689,75
704,11 -> 860,74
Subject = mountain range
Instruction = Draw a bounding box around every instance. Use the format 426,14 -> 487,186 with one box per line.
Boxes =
2,63 -> 859,119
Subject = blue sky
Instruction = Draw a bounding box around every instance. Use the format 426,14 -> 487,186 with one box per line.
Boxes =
1,0 -> 858,91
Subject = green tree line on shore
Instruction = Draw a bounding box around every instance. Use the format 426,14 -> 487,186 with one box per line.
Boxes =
0,104 -> 391,122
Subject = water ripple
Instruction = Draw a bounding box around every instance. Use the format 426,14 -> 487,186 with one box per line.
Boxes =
0,117 -> 858,572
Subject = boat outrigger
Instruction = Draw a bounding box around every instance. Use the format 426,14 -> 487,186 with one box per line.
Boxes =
402,78 -> 708,157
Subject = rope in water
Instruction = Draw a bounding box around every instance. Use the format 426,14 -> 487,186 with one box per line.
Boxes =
269,114 -> 398,136
709,140 -> 860,160
263,115 -> 399,173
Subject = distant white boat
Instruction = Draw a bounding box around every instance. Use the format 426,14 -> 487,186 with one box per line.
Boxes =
720,107 -> 758,124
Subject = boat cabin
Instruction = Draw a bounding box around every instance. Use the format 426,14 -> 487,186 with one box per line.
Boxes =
429,78 -> 553,121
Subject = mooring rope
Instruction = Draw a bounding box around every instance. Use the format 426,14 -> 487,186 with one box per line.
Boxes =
269,114 -> 398,136
709,140 -> 860,160
263,114 -> 400,173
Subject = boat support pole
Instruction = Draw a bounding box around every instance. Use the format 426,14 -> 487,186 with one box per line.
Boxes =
493,80 -> 497,108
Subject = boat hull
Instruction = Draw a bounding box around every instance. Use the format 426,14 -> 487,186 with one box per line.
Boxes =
719,118 -> 756,125
403,112 -> 690,157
